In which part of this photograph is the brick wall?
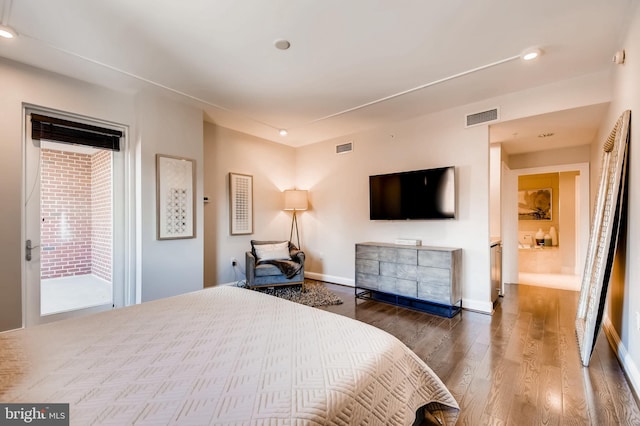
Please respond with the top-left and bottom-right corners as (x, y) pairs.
(41, 149), (92, 279)
(40, 148), (112, 281)
(91, 150), (112, 282)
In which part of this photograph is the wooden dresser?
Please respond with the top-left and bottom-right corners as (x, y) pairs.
(355, 242), (462, 317)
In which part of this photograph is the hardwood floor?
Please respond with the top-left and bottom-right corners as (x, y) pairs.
(319, 283), (640, 425)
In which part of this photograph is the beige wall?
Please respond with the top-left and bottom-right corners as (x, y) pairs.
(595, 2), (640, 394)
(489, 144), (503, 238)
(296, 109), (493, 311)
(203, 124), (296, 287)
(136, 91), (204, 302)
(508, 144), (591, 170)
(558, 171), (578, 273)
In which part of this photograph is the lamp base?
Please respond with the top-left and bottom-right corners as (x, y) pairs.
(290, 210), (301, 249)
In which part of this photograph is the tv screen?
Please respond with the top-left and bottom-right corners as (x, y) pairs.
(369, 166), (456, 220)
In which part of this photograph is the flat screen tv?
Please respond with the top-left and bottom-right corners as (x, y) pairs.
(369, 166), (456, 220)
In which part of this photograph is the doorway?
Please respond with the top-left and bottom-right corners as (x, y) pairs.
(23, 108), (129, 326)
(490, 103), (608, 294)
(502, 162), (590, 291)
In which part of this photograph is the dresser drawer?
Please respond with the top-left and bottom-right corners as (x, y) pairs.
(356, 259), (379, 275)
(418, 250), (451, 268)
(417, 265), (450, 284)
(418, 266), (452, 304)
(379, 247), (417, 265)
(380, 262), (417, 281)
(417, 280), (451, 304)
(378, 276), (417, 298)
(395, 278), (417, 298)
(356, 273), (379, 290)
(356, 244), (380, 260)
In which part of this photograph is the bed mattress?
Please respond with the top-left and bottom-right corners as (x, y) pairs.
(0, 286), (459, 425)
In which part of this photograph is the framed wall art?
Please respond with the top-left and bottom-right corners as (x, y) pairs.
(518, 188), (552, 220)
(156, 154), (196, 240)
(229, 173), (253, 235)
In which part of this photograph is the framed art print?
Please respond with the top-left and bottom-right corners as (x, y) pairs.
(518, 188), (552, 220)
(229, 173), (253, 235)
(156, 154), (196, 240)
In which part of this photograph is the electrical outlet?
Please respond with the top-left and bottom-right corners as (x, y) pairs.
(231, 258), (237, 267)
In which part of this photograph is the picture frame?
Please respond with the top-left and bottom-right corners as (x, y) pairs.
(156, 154), (196, 240)
(229, 173), (253, 235)
(518, 188), (552, 220)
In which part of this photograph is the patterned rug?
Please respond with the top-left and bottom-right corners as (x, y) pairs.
(245, 279), (343, 307)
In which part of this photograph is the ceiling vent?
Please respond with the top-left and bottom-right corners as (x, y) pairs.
(465, 108), (499, 127)
(336, 141), (353, 154)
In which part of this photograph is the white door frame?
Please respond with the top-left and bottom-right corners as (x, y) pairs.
(21, 105), (133, 326)
(502, 162), (590, 285)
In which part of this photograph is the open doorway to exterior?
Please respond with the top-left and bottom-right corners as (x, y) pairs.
(39, 141), (114, 315)
(23, 107), (129, 326)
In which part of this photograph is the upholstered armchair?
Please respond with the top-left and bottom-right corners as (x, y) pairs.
(245, 240), (305, 288)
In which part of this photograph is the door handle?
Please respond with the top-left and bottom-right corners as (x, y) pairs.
(25, 239), (40, 261)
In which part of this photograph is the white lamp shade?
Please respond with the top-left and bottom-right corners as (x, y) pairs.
(283, 190), (308, 211)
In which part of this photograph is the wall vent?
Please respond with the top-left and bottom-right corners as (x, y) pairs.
(465, 108), (499, 127)
(336, 141), (353, 154)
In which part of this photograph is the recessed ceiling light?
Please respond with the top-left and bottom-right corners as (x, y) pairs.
(0, 24), (17, 39)
(521, 48), (542, 61)
(279, 129), (288, 136)
(538, 132), (554, 138)
(274, 39), (291, 50)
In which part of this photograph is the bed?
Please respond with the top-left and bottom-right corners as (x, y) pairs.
(0, 286), (459, 425)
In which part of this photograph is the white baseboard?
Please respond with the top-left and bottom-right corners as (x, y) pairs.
(305, 272), (354, 287)
(462, 298), (493, 315)
(602, 317), (640, 400)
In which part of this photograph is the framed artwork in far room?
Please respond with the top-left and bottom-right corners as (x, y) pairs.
(518, 188), (552, 220)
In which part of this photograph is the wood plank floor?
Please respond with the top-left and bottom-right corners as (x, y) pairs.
(319, 283), (640, 425)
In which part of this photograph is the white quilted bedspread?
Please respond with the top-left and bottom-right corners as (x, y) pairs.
(0, 286), (459, 425)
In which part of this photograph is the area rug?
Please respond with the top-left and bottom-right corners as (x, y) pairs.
(245, 279), (343, 307)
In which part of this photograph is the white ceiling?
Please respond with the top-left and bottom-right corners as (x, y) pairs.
(0, 0), (636, 148)
(490, 102), (610, 155)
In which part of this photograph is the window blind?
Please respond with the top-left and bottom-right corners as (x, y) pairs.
(31, 114), (122, 151)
